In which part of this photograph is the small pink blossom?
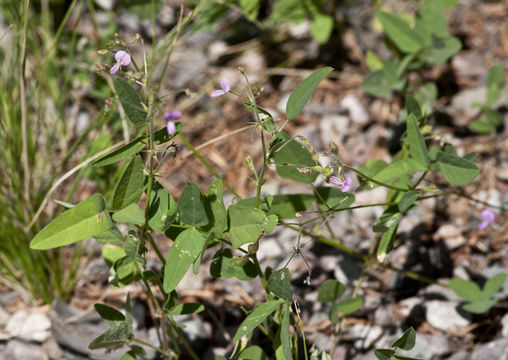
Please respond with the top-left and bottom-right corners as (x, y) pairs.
(478, 209), (495, 230)
(210, 78), (230, 98)
(111, 50), (131, 74)
(330, 175), (352, 192)
(164, 110), (182, 136)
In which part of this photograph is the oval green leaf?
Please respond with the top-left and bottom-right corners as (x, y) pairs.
(114, 77), (147, 126)
(163, 229), (206, 293)
(112, 156), (145, 210)
(178, 182), (209, 226)
(233, 300), (281, 342)
(286, 67), (333, 120)
(436, 152), (480, 185)
(30, 194), (113, 250)
(317, 279), (346, 303)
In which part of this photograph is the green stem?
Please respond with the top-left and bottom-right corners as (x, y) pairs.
(178, 133), (241, 198)
(342, 165), (409, 192)
(251, 253), (274, 301)
(132, 337), (173, 358)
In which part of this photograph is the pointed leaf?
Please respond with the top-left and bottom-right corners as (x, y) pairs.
(94, 303), (126, 326)
(30, 194), (113, 250)
(169, 303), (204, 315)
(482, 273), (507, 299)
(318, 279), (346, 303)
(88, 322), (130, 350)
(112, 203), (145, 224)
(462, 299), (498, 314)
(114, 77), (147, 126)
(392, 327), (416, 351)
(272, 132), (319, 183)
(374, 349), (396, 360)
(268, 268), (293, 301)
(233, 300), (281, 342)
(210, 248), (257, 280)
(286, 67), (333, 120)
(281, 302), (293, 360)
(238, 346), (269, 360)
(268, 194), (315, 219)
(398, 191), (419, 213)
(112, 156), (145, 210)
(436, 152), (480, 185)
(92, 137), (146, 168)
(228, 205), (266, 248)
(178, 182), (209, 226)
(163, 229), (206, 292)
(202, 180), (227, 237)
(407, 114), (430, 167)
(376, 11), (424, 53)
(148, 180), (177, 232)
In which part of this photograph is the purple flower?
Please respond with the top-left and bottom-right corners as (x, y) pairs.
(111, 50), (131, 74)
(166, 121), (176, 136)
(164, 110), (181, 136)
(478, 209), (495, 230)
(330, 175), (352, 192)
(164, 110), (182, 121)
(210, 78), (230, 98)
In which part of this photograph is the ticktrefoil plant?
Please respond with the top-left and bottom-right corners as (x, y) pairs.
(29, 1), (506, 359)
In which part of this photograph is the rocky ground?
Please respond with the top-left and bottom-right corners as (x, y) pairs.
(1, 0), (508, 359)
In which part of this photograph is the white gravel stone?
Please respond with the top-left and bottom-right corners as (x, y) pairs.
(425, 300), (470, 332)
(339, 94), (369, 125)
(5, 310), (51, 342)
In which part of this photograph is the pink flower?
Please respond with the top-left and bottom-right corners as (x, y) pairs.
(210, 78), (230, 98)
(111, 50), (131, 74)
(478, 209), (495, 230)
(164, 110), (182, 136)
(330, 175), (352, 192)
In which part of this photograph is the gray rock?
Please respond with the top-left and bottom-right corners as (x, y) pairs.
(80, 257), (110, 284)
(404, 332), (450, 359)
(0, 306), (9, 326)
(374, 303), (397, 327)
(5, 310), (51, 342)
(41, 337), (64, 360)
(6, 339), (45, 360)
(471, 337), (508, 360)
(446, 350), (471, 360)
(425, 300), (471, 332)
(363, 328), (449, 360)
(450, 87), (487, 117)
(502, 313), (508, 337)
(433, 224), (466, 250)
(395, 297), (424, 319)
(339, 94), (369, 125)
(348, 323), (383, 350)
(419, 283), (462, 301)
(319, 114), (350, 148)
(333, 256), (363, 287)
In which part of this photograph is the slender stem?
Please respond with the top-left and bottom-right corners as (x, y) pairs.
(132, 337), (173, 357)
(342, 165), (410, 192)
(178, 133), (241, 198)
(20, 0), (31, 222)
(251, 253), (274, 301)
(168, 319), (201, 360)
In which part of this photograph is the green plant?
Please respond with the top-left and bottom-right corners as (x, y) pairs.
(449, 273), (507, 314)
(471, 64), (506, 133)
(24, 0), (505, 358)
(362, 0), (461, 100)
(373, 327), (422, 360)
